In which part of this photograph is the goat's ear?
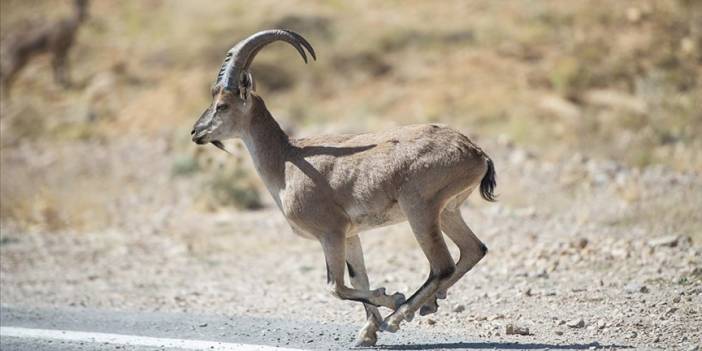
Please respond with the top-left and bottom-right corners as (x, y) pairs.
(238, 71), (254, 100)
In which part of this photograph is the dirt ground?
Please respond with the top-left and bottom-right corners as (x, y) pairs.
(1, 140), (700, 350)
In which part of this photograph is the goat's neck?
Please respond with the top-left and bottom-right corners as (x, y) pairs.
(241, 95), (289, 201)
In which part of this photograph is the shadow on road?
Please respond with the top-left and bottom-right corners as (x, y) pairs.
(374, 341), (632, 350)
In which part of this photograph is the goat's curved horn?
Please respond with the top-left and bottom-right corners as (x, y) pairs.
(215, 29), (316, 90)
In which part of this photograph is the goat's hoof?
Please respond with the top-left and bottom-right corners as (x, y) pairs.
(353, 334), (377, 347)
(391, 292), (406, 310)
(419, 300), (438, 316)
(380, 321), (400, 333)
(404, 310), (415, 322)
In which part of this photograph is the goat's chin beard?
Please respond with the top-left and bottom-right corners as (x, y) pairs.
(211, 140), (230, 154)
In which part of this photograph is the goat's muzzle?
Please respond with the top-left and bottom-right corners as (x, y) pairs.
(191, 128), (208, 144)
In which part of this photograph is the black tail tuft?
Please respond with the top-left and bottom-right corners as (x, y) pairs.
(480, 158), (497, 202)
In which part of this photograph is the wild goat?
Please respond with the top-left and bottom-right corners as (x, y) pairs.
(191, 29), (496, 347)
(0, 0), (89, 94)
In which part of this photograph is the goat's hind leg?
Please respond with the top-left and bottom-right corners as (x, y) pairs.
(419, 207), (488, 316)
(381, 200), (455, 333)
(346, 236), (383, 347)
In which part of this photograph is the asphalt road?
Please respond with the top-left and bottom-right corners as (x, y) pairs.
(0, 305), (610, 350)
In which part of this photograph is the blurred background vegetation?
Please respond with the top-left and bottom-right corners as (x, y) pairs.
(1, 0), (700, 233)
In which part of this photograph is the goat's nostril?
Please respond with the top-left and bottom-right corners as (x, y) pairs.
(190, 129), (196, 135)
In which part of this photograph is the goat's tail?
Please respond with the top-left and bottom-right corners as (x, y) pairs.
(479, 157), (497, 202)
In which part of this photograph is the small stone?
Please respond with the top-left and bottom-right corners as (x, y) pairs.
(453, 304), (465, 313)
(555, 330), (563, 336)
(198, 323), (208, 328)
(575, 238), (589, 249)
(567, 318), (585, 328)
(648, 235), (685, 248)
(505, 323), (530, 335)
(596, 320), (606, 329)
(626, 331), (637, 339)
(523, 288), (533, 297)
(426, 318), (436, 325)
(624, 282), (649, 294)
(673, 296), (681, 303)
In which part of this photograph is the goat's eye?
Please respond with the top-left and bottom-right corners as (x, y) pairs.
(216, 104), (229, 112)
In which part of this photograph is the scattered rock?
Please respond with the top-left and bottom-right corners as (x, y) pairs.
(198, 323), (208, 328)
(648, 235), (689, 248)
(535, 269), (549, 279)
(555, 330), (563, 336)
(575, 238), (589, 249)
(453, 305), (465, 313)
(626, 331), (638, 339)
(567, 318), (585, 328)
(506, 323), (530, 335)
(596, 320), (606, 329)
(673, 296), (681, 303)
(426, 318), (436, 325)
(523, 287), (533, 297)
(624, 282), (649, 294)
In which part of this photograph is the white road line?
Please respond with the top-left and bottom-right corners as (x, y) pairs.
(0, 326), (306, 351)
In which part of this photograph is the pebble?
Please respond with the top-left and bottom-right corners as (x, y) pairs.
(505, 323), (530, 335)
(426, 318), (436, 325)
(567, 318), (585, 328)
(647, 235), (687, 248)
(555, 330), (563, 335)
(624, 282), (649, 294)
(575, 238), (589, 249)
(673, 296), (681, 303)
(453, 304), (465, 313)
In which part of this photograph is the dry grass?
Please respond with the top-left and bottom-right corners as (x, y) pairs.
(1, 0), (701, 231)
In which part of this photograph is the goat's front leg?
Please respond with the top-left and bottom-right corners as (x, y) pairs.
(346, 235), (383, 347)
(320, 233), (405, 312)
